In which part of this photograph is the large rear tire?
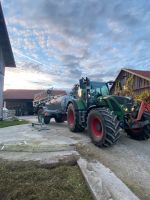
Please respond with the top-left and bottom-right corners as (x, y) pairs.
(126, 111), (150, 140)
(87, 108), (121, 147)
(67, 103), (84, 132)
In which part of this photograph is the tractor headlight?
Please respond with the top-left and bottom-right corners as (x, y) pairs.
(121, 105), (128, 112)
(131, 107), (135, 112)
(124, 107), (128, 112)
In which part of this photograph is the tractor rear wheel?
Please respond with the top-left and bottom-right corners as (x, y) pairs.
(87, 108), (121, 147)
(126, 111), (150, 140)
(67, 103), (84, 132)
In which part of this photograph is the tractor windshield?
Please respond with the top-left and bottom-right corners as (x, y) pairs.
(90, 82), (109, 96)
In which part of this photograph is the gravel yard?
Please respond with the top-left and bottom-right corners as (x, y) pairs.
(0, 116), (150, 200)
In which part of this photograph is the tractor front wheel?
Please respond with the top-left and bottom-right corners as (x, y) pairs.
(87, 108), (121, 147)
(67, 103), (84, 132)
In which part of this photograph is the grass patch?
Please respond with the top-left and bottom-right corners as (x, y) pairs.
(0, 119), (28, 128)
(0, 160), (93, 200)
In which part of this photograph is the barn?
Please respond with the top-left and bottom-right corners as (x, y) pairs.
(110, 68), (150, 95)
(0, 2), (16, 120)
(3, 89), (67, 116)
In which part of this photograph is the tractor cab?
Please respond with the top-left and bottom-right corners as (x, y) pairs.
(89, 81), (109, 97)
(77, 77), (110, 106)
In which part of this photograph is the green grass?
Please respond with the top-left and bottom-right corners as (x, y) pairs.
(0, 119), (29, 128)
(0, 160), (93, 200)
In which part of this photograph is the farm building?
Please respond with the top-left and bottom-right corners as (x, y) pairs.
(0, 2), (16, 120)
(4, 89), (67, 116)
(110, 68), (150, 95)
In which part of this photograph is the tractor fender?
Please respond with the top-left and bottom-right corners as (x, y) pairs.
(66, 99), (86, 111)
(87, 105), (98, 114)
(66, 100), (78, 112)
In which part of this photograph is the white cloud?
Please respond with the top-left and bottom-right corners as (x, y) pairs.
(2, 0), (150, 89)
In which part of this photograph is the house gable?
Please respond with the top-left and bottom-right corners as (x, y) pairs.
(110, 68), (150, 95)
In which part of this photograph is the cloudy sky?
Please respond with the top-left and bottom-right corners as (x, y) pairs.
(2, 0), (150, 90)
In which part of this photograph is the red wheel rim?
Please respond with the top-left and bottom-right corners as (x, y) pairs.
(68, 109), (75, 125)
(91, 117), (103, 138)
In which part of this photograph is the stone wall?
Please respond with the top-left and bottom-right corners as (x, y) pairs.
(3, 109), (16, 120)
(0, 48), (4, 120)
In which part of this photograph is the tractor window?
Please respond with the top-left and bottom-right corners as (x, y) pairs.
(101, 85), (109, 96)
(90, 83), (109, 96)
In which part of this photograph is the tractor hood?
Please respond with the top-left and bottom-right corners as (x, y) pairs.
(108, 95), (133, 111)
(99, 95), (134, 121)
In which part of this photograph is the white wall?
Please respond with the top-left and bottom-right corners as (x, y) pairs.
(0, 47), (5, 120)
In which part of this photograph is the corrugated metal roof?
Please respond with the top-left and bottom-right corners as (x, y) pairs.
(4, 89), (67, 100)
(0, 2), (15, 67)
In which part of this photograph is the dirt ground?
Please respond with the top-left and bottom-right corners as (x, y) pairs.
(1, 116), (150, 200)
(76, 133), (150, 200)
(45, 121), (150, 200)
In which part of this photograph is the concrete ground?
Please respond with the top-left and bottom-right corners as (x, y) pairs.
(0, 116), (150, 200)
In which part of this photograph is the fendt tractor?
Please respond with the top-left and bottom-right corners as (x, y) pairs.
(34, 77), (150, 147)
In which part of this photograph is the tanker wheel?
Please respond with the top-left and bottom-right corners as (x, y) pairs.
(125, 112), (150, 140)
(67, 103), (84, 132)
(44, 116), (50, 124)
(37, 108), (50, 124)
(87, 108), (121, 147)
(55, 116), (64, 123)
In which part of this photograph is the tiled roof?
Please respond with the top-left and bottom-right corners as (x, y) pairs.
(124, 69), (150, 81)
(4, 89), (67, 100)
(4, 89), (43, 100)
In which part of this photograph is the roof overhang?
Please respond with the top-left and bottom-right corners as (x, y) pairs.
(123, 68), (150, 82)
(0, 2), (16, 67)
(110, 68), (150, 92)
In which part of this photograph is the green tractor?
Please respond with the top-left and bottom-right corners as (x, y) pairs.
(67, 77), (150, 147)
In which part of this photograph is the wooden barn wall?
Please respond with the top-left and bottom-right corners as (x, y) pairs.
(111, 70), (150, 95)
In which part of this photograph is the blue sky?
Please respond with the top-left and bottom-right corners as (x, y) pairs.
(2, 0), (150, 89)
